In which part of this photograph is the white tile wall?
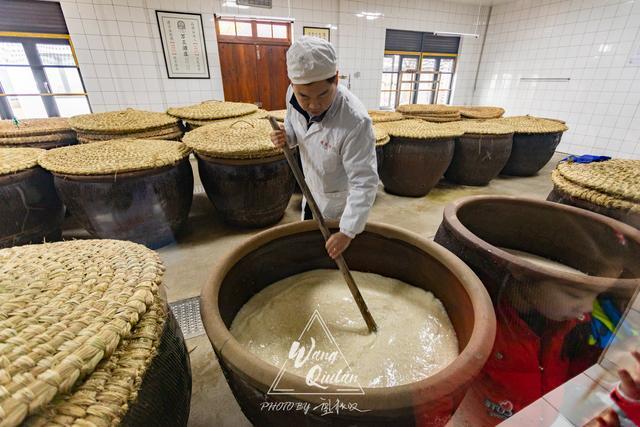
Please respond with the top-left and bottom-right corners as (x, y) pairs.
(59, 0), (487, 114)
(473, 0), (640, 159)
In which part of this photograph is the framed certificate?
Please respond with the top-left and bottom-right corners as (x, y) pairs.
(156, 10), (210, 79)
(303, 26), (330, 42)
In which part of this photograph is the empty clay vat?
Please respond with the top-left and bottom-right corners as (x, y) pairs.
(434, 196), (640, 299)
(0, 166), (64, 248)
(380, 136), (455, 197)
(53, 159), (193, 248)
(197, 153), (295, 227)
(201, 221), (496, 426)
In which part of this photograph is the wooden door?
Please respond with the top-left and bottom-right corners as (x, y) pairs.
(256, 45), (289, 110)
(218, 43), (260, 105)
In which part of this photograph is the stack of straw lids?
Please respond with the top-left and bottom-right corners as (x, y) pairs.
(0, 118), (76, 148)
(373, 124), (390, 146)
(185, 109), (269, 128)
(457, 120), (514, 136)
(183, 118), (282, 160)
(368, 110), (404, 123)
(498, 115), (568, 134)
(376, 119), (464, 140)
(269, 109), (287, 122)
(167, 100), (258, 120)
(552, 159), (640, 213)
(69, 109), (183, 144)
(396, 104), (461, 122)
(0, 239), (166, 427)
(457, 106), (505, 119)
(0, 147), (45, 175)
(38, 139), (191, 176)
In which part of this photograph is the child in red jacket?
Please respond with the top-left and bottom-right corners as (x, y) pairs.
(445, 278), (615, 426)
(586, 350), (640, 426)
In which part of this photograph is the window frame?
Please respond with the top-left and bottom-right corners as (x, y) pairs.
(0, 32), (91, 120)
(214, 16), (291, 46)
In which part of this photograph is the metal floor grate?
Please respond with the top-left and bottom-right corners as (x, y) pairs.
(170, 296), (205, 339)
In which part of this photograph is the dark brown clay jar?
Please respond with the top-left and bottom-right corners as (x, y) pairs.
(444, 133), (513, 186)
(434, 195), (640, 300)
(196, 153), (295, 228)
(547, 188), (640, 230)
(500, 132), (563, 176)
(201, 221), (496, 426)
(380, 136), (455, 197)
(53, 158), (193, 249)
(0, 166), (64, 248)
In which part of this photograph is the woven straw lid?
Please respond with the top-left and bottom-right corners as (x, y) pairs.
(76, 124), (184, 143)
(69, 109), (179, 134)
(556, 159), (640, 204)
(373, 125), (390, 147)
(0, 239), (164, 427)
(185, 109), (269, 128)
(405, 115), (462, 123)
(0, 118), (73, 138)
(397, 104), (460, 115)
(0, 147), (45, 175)
(378, 119), (464, 140)
(499, 115), (568, 134)
(368, 110), (404, 123)
(552, 169), (640, 213)
(183, 118), (282, 160)
(167, 100), (258, 120)
(39, 138), (191, 176)
(458, 120), (514, 136)
(457, 106), (505, 119)
(269, 109), (287, 122)
(0, 132), (76, 146)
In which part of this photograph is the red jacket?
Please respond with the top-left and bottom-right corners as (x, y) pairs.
(611, 386), (640, 424)
(450, 305), (599, 425)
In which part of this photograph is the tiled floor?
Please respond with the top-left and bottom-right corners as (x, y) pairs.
(65, 153), (564, 426)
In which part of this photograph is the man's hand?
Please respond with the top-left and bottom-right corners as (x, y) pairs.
(619, 350), (640, 399)
(270, 124), (287, 148)
(584, 408), (620, 427)
(325, 232), (352, 259)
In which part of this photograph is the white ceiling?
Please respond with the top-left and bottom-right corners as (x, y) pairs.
(441, 0), (519, 5)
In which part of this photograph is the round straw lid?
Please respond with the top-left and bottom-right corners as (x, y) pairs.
(0, 147), (44, 175)
(0, 118), (73, 138)
(69, 109), (179, 134)
(499, 115), (568, 134)
(0, 239), (164, 427)
(378, 119), (464, 140)
(458, 120), (514, 136)
(373, 125), (390, 146)
(368, 110), (403, 123)
(167, 100), (258, 120)
(458, 106), (505, 119)
(269, 109), (287, 122)
(556, 159), (640, 204)
(76, 124), (183, 142)
(396, 104), (459, 115)
(185, 109), (269, 128)
(183, 118), (282, 160)
(38, 139), (191, 176)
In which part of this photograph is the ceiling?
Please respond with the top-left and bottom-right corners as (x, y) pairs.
(441, 0), (519, 5)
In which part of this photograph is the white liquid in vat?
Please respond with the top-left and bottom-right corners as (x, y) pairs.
(499, 247), (588, 275)
(230, 269), (459, 388)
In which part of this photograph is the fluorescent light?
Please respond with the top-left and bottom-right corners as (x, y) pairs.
(434, 31), (479, 38)
(222, 0), (249, 9)
(365, 15), (376, 20)
(355, 11), (383, 20)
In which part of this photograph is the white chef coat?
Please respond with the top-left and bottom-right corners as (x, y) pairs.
(283, 84), (379, 238)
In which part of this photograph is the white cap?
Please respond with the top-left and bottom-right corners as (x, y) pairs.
(286, 36), (337, 84)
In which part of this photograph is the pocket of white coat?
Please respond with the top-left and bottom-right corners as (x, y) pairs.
(321, 190), (348, 220)
(321, 151), (339, 173)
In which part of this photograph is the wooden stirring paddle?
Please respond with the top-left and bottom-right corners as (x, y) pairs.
(268, 116), (378, 333)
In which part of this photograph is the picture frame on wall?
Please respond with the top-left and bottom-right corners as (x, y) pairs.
(156, 10), (210, 79)
(303, 26), (330, 42)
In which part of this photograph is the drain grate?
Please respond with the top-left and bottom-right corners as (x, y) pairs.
(169, 296), (205, 339)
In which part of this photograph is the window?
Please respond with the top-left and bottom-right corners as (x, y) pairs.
(380, 53), (457, 109)
(0, 35), (91, 120)
(214, 17), (291, 43)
